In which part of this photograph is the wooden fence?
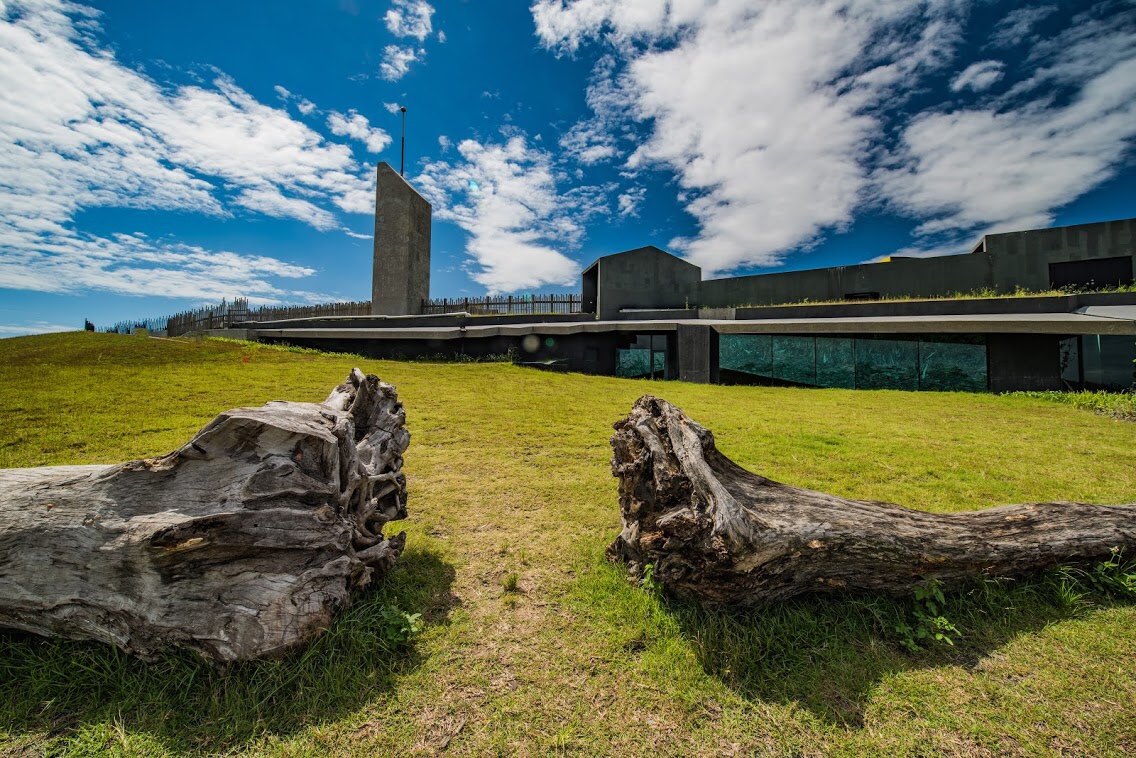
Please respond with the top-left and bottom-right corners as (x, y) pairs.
(103, 293), (584, 336)
(103, 298), (373, 337)
(421, 294), (582, 315)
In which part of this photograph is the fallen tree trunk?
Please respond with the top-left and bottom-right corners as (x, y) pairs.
(0, 369), (409, 662)
(607, 395), (1136, 607)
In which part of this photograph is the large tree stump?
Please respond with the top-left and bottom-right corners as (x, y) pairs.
(607, 395), (1136, 607)
(0, 369), (409, 662)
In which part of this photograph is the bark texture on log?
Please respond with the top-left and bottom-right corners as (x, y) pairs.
(607, 395), (1136, 607)
(0, 369), (409, 662)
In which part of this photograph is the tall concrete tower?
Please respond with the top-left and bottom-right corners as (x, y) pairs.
(372, 162), (431, 315)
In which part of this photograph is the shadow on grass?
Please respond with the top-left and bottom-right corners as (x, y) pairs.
(666, 572), (1134, 727)
(0, 545), (457, 754)
(575, 551), (1135, 728)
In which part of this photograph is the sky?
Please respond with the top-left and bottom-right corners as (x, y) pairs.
(1, 0), (1135, 335)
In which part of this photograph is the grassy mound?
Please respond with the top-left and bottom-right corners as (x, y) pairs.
(2, 332), (1134, 755)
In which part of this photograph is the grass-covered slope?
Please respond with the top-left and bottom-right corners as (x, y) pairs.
(1, 332), (1134, 756)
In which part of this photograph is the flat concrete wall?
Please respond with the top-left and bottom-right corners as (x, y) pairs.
(700, 252), (995, 307)
(984, 218), (1135, 291)
(676, 324), (719, 384)
(593, 246), (701, 319)
(681, 218), (1135, 308)
(373, 163), (431, 316)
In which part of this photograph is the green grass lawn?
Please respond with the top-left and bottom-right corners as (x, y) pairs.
(1, 332), (1134, 756)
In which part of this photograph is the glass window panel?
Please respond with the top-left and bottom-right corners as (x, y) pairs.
(816, 338), (855, 388)
(652, 349), (666, 376)
(854, 337), (918, 390)
(616, 348), (651, 378)
(1084, 335), (1136, 390)
(918, 338), (987, 392)
(772, 336), (816, 386)
(719, 334), (774, 377)
(1060, 337), (1080, 384)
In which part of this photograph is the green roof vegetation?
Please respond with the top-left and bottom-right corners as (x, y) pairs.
(725, 283), (1136, 310)
(2, 332), (1134, 755)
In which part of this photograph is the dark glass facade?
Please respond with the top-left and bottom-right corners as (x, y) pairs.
(616, 334), (670, 379)
(720, 334), (988, 391)
(1061, 335), (1136, 390)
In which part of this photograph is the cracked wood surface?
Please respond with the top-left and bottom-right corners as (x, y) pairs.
(608, 395), (1136, 607)
(0, 369), (409, 662)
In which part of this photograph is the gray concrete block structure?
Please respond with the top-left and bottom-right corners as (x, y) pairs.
(655, 218), (1136, 309)
(582, 246), (701, 320)
(372, 162), (431, 316)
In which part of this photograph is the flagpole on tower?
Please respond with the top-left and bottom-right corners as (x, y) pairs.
(400, 106), (407, 177)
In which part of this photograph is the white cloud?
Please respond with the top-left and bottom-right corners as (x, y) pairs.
(384, 0), (434, 41)
(0, 228), (314, 302)
(950, 60), (1004, 92)
(878, 18), (1136, 237)
(558, 54), (625, 165)
(438, 135), (452, 152)
(437, 30), (446, 44)
(617, 187), (645, 217)
(534, 0), (1136, 275)
(380, 44), (419, 80)
(297, 98), (316, 115)
(988, 5), (1057, 48)
(0, 322), (77, 338)
(0, 0), (374, 301)
(327, 109), (392, 153)
(383, 101), (403, 114)
(534, 0), (967, 275)
(415, 136), (602, 293)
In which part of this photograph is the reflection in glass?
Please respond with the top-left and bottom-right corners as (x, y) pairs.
(1083, 335), (1136, 389)
(772, 336), (816, 385)
(616, 349), (651, 378)
(919, 337), (986, 392)
(816, 338), (855, 388)
(855, 337), (919, 390)
(1060, 337), (1080, 385)
(719, 334), (773, 377)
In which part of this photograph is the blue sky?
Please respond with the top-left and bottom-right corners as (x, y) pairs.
(1, 0), (1134, 335)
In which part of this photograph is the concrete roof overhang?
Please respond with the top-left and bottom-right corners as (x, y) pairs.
(250, 311), (1136, 342)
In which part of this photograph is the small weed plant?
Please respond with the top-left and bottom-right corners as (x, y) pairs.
(895, 579), (960, 653)
(377, 605), (423, 649)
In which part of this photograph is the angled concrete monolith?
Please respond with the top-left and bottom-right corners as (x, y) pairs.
(373, 162), (431, 316)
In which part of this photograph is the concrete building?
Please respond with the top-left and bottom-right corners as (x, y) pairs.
(232, 173), (1134, 392)
(372, 162), (431, 316)
(581, 219), (1135, 312)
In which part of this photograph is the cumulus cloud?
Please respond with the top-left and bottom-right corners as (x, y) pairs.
(0, 322), (77, 338)
(878, 11), (1136, 240)
(384, 0), (434, 41)
(558, 54), (625, 165)
(414, 136), (604, 293)
(0, 0), (374, 300)
(879, 56), (1136, 238)
(533, 0), (968, 275)
(988, 5), (1057, 48)
(327, 109), (392, 152)
(380, 44), (419, 80)
(534, 0), (1136, 273)
(617, 187), (645, 218)
(383, 101), (403, 114)
(950, 60), (1004, 92)
(380, 0), (434, 79)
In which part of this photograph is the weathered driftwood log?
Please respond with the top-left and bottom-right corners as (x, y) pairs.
(607, 395), (1136, 607)
(0, 369), (409, 662)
